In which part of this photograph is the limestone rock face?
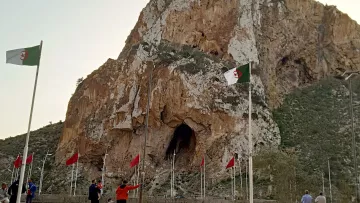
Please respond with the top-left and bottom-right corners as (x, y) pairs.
(56, 0), (360, 196)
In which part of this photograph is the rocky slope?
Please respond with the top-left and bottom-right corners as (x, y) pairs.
(55, 0), (360, 199)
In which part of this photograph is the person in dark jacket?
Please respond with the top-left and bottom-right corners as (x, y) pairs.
(26, 179), (36, 203)
(8, 177), (26, 203)
(88, 180), (100, 203)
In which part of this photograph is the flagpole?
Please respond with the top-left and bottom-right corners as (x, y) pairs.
(248, 61), (254, 203)
(246, 161), (248, 200)
(70, 164), (74, 196)
(234, 163), (236, 200)
(328, 159), (333, 203)
(238, 158), (243, 198)
(16, 41), (43, 203)
(203, 155), (206, 200)
(11, 165), (14, 184)
(73, 153), (79, 196)
(200, 165), (203, 199)
(101, 152), (107, 196)
(139, 61), (154, 203)
(173, 150), (176, 198)
(137, 163), (140, 197)
(231, 167), (233, 199)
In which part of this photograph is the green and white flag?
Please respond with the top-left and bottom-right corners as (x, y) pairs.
(6, 45), (41, 66)
(224, 63), (250, 85)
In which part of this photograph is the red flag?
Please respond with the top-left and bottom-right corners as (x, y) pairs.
(130, 154), (140, 168)
(14, 155), (21, 168)
(226, 157), (235, 169)
(200, 157), (204, 167)
(26, 154), (33, 164)
(66, 152), (79, 166)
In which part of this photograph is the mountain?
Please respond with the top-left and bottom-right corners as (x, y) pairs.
(2, 0), (359, 201)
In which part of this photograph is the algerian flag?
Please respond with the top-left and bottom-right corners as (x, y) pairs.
(6, 45), (41, 66)
(224, 63), (250, 85)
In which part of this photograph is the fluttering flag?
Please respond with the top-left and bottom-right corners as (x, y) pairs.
(26, 154), (33, 164)
(200, 157), (204, 167)
(223, 63), (250, 85)
(6, 45), (41, 66)
(130, 154), (140, 168)
(226, 157), (235, 169)
(14, 155), (22, 168)
(66, 152), (79, 166)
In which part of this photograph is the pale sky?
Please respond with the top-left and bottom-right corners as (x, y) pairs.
(0, 0), (358, 139)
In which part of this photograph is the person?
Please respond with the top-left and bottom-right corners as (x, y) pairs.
(107, 198), (114, 203)
(315, 192), (326, 203)
(88, 180), (100, 203)
(26, 179), (36, 203)
(97, 180), (103, 196)
(301, 190), (313, 203)
(8, 177), (26, 203)
(116, 180), (140, 203)
(0, 183), (10, 203)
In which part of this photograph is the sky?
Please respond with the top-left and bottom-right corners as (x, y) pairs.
(0, 0), (358, 139)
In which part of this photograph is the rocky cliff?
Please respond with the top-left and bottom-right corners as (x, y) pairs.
(56, 0), (360, 198)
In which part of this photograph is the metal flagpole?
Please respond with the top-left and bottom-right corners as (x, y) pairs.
(246, 160), (248, 200)
(203, 155), (206, 200)
(73, 153), (79, 196)
(10, 165), (14, 184)
(200, 164), (203, 199)
(231, 167), (234, 199)
(70, 164), (74, 195)
(328, 159), (332, 203)
(322, 172), (325, 194)
(248, 62), (254, 203)
(170, 159), (173, 198)
(137, 162), (140, 197)
(234, 163), (236, 200)
(101, 152), (107, 196)
(16, 41), (43, 203)
(173, 150), (176, 198)
(239, 158), (243, 198)
(139, 61), (154, 203)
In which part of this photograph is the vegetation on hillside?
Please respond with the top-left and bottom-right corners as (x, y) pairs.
(0, 122), (63, 192)
(265, 77), (359, 202)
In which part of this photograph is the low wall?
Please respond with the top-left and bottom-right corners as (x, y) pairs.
(28, 195), (277, 203)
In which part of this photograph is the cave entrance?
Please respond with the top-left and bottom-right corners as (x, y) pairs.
(165, 123), (196, 162)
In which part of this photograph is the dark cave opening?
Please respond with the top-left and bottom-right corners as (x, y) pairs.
(165, 123), (196, 160)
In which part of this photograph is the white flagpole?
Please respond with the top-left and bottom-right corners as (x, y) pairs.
(239, 158), (243, 198)
(246, 161), (248, 200)
(231, 167), (233, 199)
(73, 153), (79, 196)
(16, 41), (43, 203)
(328, 159), (333, 203)
(10, 165), (14, 184)
(173, 151), (176, 198)
(248, 62), (254, 203)
(170, 155), (173, 198)
(70, 164), (74, 196)
(234, 163), (236, 200)
(200, 165), (203, 199)
(101, 152), (107, 196)
(203, 155), (206, 200)
(137, 156), (140, 197)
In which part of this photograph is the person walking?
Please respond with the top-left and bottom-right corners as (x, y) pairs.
(88, 180), (100, 203)
(26, 179), (36, 203)
(301, 190), (313, 203)
(116, 180), (140, 203)
(315, 192), (326, 203)
(8, 177), (26, 203)
(0, 183), (10, 203)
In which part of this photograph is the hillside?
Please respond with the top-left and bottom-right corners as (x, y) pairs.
(0, 122), (63, 193)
